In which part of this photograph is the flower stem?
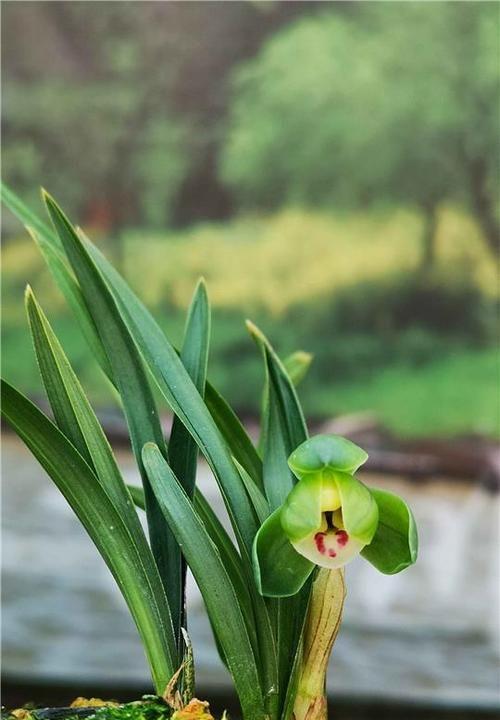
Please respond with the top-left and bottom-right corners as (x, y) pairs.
(292, 569), (346, 720)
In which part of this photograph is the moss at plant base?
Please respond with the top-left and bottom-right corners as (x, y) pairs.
(4, 697), (222, 720)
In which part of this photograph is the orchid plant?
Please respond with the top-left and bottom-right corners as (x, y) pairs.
(1, 184), (417, 720)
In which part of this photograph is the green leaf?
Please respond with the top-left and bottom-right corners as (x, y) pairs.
(4, 188), (110, 389)
(1, 380), (176, 692)
(25, 287), (129, 517)
(4, 187), (276, 709)
(127, 482), (258, 664)
(142, 442), (266, 720)
(43, 194), (259, 557)
(362, 487), (418, 573)
(26, 227), (113, 381)
(168, 279), (211, 636)
(246, 321), (310, 716)
(234, 458), (270, 524)
(288, 434), (368, 478)
(253, 508), (314, 598)
(194, 490), (258, 650)
(169, 279), (210, 498)
(205, 382), (263, 487)
(127, 483), (146, 510)
(42, 191), (181, 653)
(283, 351), (313, 387)
(2, 185), (263, 505)
(247, 320), (308, 512)
(280, 624), (307, 720)
(1, 184), (58, 247)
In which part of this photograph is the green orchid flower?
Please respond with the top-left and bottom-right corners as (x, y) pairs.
(253, 434), (418, 597)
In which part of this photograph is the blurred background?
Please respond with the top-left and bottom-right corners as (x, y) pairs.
(2, 2), (499, 718)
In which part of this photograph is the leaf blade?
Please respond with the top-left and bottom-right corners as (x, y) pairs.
(43, 192), (182, 652)
(1, 380), (176, 692)
(205, 381), (263, 487)
(169, 279), (210, 498)
(142, 442), (266, 720)
(283, 351), (313, 387)
(246, 321), (311, 716)
(44, 194), (259, 557)
(2, 185), (263, 510)
(247, 321), (308, 512)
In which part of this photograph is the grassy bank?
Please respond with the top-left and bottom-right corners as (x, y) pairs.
(2, 205), (497, 438)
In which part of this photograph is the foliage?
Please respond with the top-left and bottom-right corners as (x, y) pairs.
(305, 346), (499, 438)
(2, 3), (196, 231)
(1, 186), (417, 720)
(221, 3), (499, 257)
(86, 700), (173, 720)
(2, 2), (318, 230)
(7, 698), (174, 720)
(2, 204), (497, 436)
(4, 3), (498, 247)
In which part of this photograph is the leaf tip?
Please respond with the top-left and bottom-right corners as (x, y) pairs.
(193, 276), (210, 305)
(141, 441), (159, 463)
(24, 224), (38, 242)
(295, 350), (313, 365)
(24, 284), (37, 311)
(24, 285), (45, 327)
(40, 187), (54, 206)
(245, 319), (263, 342)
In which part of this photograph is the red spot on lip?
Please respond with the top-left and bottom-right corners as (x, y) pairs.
(315, 532), (337, 558)
(336, 530), (349, 547)
(314, 532), (326, 555)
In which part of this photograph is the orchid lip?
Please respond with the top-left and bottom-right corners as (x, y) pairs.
(291, 508), (366, 569)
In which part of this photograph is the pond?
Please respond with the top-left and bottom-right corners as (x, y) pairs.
(2, 434), (499, 709)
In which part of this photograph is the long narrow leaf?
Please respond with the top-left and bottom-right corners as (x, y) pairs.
(142, 442), (266, 720)
(42, 192), (180, 652)
(43, 193), (260, 557)
(196, 490), (279, 716)
(2, 184), (57, 246)
(26, 228), (113, 380)
(166, 280), (211, 636)
(3, 186), (277, 702)
(128, 482), (257, 648)
(205, 382), (263, 487)
(247, 321), (308, 511)
(234, 459), (270, 524)
(2, 185), (262, 491)
(1, 381), (176, 692)
(247, 321), (311, 717)
(169, 279), (210, 498)
(25, 288), (125, 509)
(283, 351), (313, 388)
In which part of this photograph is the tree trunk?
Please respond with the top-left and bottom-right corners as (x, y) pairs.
(468, 156), (500, 257)
(419, 202), (439, 273)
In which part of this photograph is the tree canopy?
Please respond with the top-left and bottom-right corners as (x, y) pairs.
(221, 3), (499, 257)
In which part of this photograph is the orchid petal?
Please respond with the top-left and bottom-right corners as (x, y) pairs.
(361, 487), (418, 574)
(288, 434), (368, 479)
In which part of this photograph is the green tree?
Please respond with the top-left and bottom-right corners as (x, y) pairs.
(2, 1), (325, 234)
(221, 3), (500, 265)
(2, 2), (191, 245)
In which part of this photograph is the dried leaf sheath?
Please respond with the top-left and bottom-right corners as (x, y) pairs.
(293, 569), (346, 720)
